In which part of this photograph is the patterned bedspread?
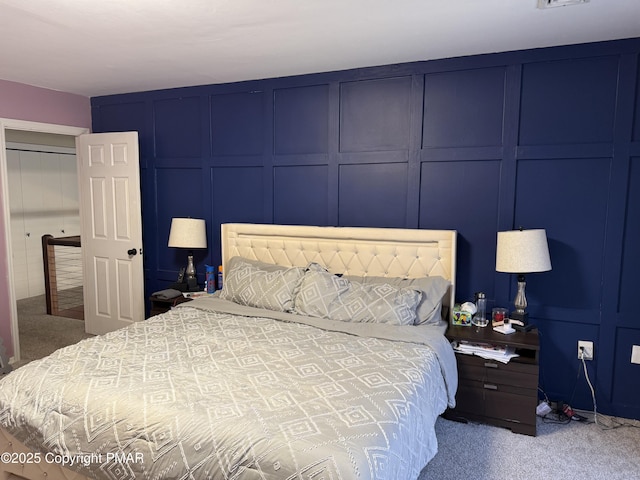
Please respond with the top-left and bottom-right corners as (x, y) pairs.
(0, 298), (456, 480)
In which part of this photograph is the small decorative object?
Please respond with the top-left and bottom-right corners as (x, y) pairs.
(492, 307), (509, 325)
(452, 304), (473, 326)
(218, 265), (224, 290)
(205, 264), (216, 293)
(493, 317), (516, 335)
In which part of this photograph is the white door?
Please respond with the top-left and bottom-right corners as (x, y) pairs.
(76, 132), (144, 335)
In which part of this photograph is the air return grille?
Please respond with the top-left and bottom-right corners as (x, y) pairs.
(537, 0), (590, 8)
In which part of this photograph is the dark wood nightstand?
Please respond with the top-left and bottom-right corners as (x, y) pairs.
(148, 295), (193, 317)
(444, 324), (540, 436)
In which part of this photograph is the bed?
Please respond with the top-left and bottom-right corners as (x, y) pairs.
(0, 223), (458, 480)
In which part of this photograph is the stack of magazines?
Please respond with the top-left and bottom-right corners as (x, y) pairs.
(453, 340), (519, 363)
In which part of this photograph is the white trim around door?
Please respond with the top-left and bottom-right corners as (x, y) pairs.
(0, 118), (89, 363)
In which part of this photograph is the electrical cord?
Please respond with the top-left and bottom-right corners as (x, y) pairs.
(538, 386), (549, 403)
(537, 334), (639, 428)
(570, 358), (582, 398)
(537, 342), (639, 429)
(541, 410), (572, 424)
(577, 350), (640, 430)
(537, 330), (572, 424)
(580, 353), (597, 423)
(537, 386), (571, 424)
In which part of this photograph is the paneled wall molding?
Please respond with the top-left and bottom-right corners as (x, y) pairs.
(92, 37), (640, 420)
(516, 144), (615, 159)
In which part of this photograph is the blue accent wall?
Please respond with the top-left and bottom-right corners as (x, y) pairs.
(91, 38), (640, 420)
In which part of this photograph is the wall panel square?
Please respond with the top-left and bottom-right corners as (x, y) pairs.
(515, 158), (611, 311)
(634, 61), (640, 142)
(419, 160), (501, 302)
(94, 102), (150, 158)
(619, 157), (640, 313)
(340, 77), (412, 152)
(274, 165), (328, 225)
(612, 327), (640, 406)
(536, 318), (600, 406)
(338, 163), (406, 227)
(211, 91), (264, 156)
(274, 85), (329, 155)
(519, 56), (619, 145)
(154, 96), (202, 158)
(155, 167), (204, 272)
(212, 166), (264, 225)
(423, 67), (505, 148)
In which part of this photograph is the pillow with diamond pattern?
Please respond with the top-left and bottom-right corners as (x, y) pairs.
(219, 257), (305, 312)
(344, 274), (450, 325)
(293, 263), (422, 326)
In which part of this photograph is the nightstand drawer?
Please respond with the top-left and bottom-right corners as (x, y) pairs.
(455, 360), (485, 381)
(452, 382), (537, 423)
(486, 370), (537, 389)
(454, 382), (485, 414)
(456, 354), (538, 389)
(485, 389), (538, 425)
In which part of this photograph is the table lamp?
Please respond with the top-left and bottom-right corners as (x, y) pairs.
(495, 228), (551, 329)
(168, 217), (207, 291)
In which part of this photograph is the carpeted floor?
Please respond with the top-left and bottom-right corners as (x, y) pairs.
(14, 293), (93, 369)
(419, 414), (640, 480)
(9, 295), (640, 479)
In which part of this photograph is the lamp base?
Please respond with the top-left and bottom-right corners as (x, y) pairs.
(509, 311), (535, 332)
(186, 277), (200, 292)
(510, 311), (529, 323)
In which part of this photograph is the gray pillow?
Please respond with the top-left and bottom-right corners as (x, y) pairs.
(219, 257), (305, 312)
(345, 274), (450, 325)
(293, 263), (422, 326)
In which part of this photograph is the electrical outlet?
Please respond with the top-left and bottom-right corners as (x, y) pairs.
(631, 345), (640, 365)
(578, 341), (594, 360)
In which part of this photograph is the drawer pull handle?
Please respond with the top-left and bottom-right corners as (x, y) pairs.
(484, 384), (498, 390)
(484, 362), (498, 368)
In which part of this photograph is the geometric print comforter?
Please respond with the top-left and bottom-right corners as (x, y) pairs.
(0, 297), (456, 480)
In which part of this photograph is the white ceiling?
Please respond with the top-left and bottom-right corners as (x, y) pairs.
(1, 0), (639, 98)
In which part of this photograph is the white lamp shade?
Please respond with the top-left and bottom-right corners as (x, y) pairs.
(496, 229), (551, 273)
(168, 218), (207, 249)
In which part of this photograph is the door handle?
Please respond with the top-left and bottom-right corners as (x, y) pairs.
(127, 248), (137, 256)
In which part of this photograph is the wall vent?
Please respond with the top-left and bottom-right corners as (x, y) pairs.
(537, 0), (590, 8)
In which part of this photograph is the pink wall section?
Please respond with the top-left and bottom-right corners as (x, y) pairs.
(0, 79), (91, 358)
(0, 79), (91, 126)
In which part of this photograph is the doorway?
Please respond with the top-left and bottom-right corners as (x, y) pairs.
(0, 119), (89, 363)
(6, 130), (79, 301)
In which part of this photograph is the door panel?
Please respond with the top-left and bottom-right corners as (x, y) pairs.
(116, 259), (134, 320)
(95, 257), (110, 316)
(113, 177), (131, 239)
(90, 177), (108, 238)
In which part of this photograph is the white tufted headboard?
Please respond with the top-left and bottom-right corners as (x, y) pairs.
(221, 223), (457, 321)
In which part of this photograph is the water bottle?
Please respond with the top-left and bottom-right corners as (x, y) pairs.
(217, 265), (224, 291)
(205, 265), (216, 293)
(472, 292), (488, 327)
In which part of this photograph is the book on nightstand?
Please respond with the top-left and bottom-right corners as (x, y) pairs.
(452, 340), (519, 363)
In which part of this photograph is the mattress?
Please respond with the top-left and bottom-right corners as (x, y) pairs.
(0, 296), (456, 480)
